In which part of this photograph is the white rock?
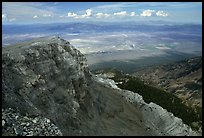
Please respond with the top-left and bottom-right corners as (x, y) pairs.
(73, 101), (80, 109)
(46, 119), (50, 123)
(2, 120), (5, 126)
(32, 118), (38, 123)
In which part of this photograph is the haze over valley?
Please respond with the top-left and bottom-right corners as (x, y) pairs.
(3, 22), (202, 72)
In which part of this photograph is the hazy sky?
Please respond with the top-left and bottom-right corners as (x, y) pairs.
(2, 2), (202, 24)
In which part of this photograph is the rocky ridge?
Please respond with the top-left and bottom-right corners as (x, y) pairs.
(2, 37), (200, 136)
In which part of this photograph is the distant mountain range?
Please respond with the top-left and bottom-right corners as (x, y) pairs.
(2, 21), (202, 35)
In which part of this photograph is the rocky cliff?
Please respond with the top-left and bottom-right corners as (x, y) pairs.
(2, 37), (200, 136)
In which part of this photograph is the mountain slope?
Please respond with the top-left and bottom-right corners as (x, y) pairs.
(133, 56), (202, 108)
(93, 68), (202, 131)
(2, 37), (199, 136)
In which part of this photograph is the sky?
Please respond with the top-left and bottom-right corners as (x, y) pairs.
(2, 2), (202, 24)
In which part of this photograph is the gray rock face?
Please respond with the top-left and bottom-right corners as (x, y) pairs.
(2, 37), (200, 136)
(2, 37), (92, 135)
(2, 108), (62, 136)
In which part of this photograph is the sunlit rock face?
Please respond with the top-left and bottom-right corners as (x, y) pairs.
(2, 37), (199, 136)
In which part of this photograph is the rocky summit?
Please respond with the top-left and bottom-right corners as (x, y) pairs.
(2, 37), (200, 136)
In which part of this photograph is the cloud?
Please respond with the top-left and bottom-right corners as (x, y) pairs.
(2, 14), (7, 22)
(2, 2), (201, 24)
(73, 15), (85, 19)
(86, 9), (92, 17)
(140, 9), (155, 16)
(140, 10), (168, 17)
(96, 13), (111, 18)
(156, 10), (168, 17)
(2, 2), (58, 23)
(33, 15), (39, 19)
(2, 14), (7, 19)
(130, 12), (136, 16)
(9, 18), (16, 22)
(43, 14), (52, 17)
(79, 9), (92, 18)
(2, 12), (16, 22)
(67, 12), (77, 17)
(114, 11), (128, 16)
(66, 9), (168, 19)
(71, 9), (93, 19)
